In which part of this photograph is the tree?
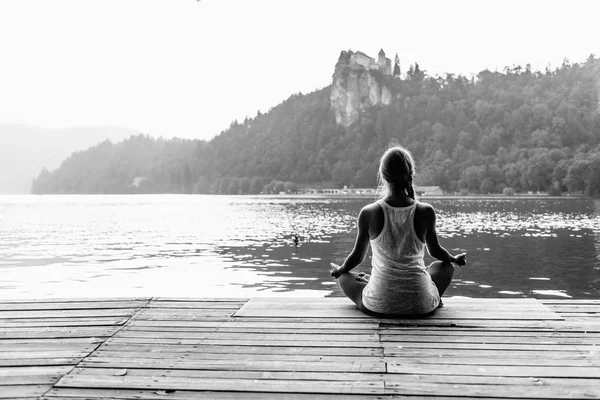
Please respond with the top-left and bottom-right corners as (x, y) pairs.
(227, 177), (240, 195)
(462, 165), (484, 192)
(238, 177), (251, 194)
(182, 163), (193, 194)
(479, 178), (494, 194)
(523, 151), (554, 192)
(284, 181), (297, 193)
(274, 181), (285, 193)
(194, 176), (210, 194)
(393, 53), (401, 78)
(249, 177), (264, 194)
(219, 177), (232, 194)
(331, 161), (354, 187)
(585, 154), (600, 195)
(565, 159), (590, 193)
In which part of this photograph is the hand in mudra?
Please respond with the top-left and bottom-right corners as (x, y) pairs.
(454, 253), (467, 267)
(330, 263), (344, 279)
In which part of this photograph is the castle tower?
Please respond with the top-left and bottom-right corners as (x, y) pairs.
(377, 49), (386, 69)
(377, 49), (392, 76)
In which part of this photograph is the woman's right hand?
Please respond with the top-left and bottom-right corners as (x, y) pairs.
(453, 253), (467, 267)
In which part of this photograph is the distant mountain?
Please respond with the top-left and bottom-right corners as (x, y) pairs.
(32, 52), (600, 196)
(0, 124), (137, 193)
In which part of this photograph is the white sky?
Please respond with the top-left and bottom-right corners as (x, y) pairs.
(0, 0), (599, 140)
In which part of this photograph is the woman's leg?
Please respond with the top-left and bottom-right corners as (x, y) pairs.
(337, 272), (368, 310)
(427, 261), (455, 297)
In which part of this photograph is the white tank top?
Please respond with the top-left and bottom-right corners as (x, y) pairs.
(362, 199), (440, 315)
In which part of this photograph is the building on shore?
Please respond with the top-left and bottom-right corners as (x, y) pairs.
(414, 186), (444, 196)
(295, 186), (444, 196)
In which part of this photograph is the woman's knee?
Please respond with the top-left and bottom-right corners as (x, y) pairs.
(337, 273), (356, 296)
(428, 261), (454, 277)
(427, 261), (454, 296)
(337, 272), (366, 306)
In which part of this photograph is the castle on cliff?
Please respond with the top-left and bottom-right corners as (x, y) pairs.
(346, 49), (392, 76)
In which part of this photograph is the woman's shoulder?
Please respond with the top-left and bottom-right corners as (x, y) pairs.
(361, 201), (384, 216)
(415, 201), (436, 219)
(359, 201), (384, 224)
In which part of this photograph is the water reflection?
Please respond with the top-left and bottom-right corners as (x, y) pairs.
(0, 195), (598, 299)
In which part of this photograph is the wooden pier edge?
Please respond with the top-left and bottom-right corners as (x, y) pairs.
(0, 297), (598, 399)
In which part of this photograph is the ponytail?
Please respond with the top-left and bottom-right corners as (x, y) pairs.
(407, 181), (415, 200)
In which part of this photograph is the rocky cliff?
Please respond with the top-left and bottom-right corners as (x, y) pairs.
(330, 50), (393, 127)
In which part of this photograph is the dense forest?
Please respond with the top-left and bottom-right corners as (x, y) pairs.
(32, 55), (600, 195)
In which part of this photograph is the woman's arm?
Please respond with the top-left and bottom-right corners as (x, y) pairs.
(330, 207), (372, 278)
(423, 205), (466, 266)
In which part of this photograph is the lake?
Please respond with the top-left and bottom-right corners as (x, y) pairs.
(1, 195), (599, 299)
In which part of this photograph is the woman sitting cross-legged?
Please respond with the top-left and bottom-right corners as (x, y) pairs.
(330, 145), (466, 317)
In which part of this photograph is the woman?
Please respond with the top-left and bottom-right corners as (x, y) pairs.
(330, 145), (466, 316)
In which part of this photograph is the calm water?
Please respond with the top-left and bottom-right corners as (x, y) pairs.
(1, 195), (599, 299)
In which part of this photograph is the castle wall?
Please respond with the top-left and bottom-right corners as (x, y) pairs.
(350, 53), (374, 69)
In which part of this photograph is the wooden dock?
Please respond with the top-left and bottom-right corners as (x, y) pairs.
(1, 297), (599, 399)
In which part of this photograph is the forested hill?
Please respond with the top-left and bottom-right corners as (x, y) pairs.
(32, 54), (600, 195)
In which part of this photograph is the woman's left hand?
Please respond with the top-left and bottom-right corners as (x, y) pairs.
(330, 263), (344, 279)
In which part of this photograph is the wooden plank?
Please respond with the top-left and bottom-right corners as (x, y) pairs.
(0, 338), (105, 345)
(0, 366), (73, 377)
(132, 312), (237, 319)
(104, 337), (378, 348)
(0, 358), (82, 367)
(78, 358), (385, 373)
(88, 350), (381, 363)
(0, 327), (118, 339)
(230, 317), (381, 325)
(234, 297), (562, 319)
(0, 317), (127, 327)
(100, 344), (382, 356)
(0, 301), (148, 311)
(43, 387), (414, 400)
(384, 356), (600, 367)
(0, 309), (138, 319)
(123, 326), (377, 334)
(385, 347), (599, 359)
(541, 300), (600, 304)
(234, 298), (366, 318)
(382, 342), (599, 351)
(114, 331), (379, 342)
(543, 305), (600, 311)
(379, 328), (600, 337)
(156, 297), (248, 302)
(0, 343), (98, 352)
(54, 374), (385, 395)
(380, 334), (600, 344)
(0, 351), (91, 360)
(147, 301), (246, 309)
(553, 313), (600, 317)
(126, 320), (379, 330)
(385, 381), (600, 399)
(0, 385), (51, 398)
(387, 362), (600, 378)
(0, 297), (150, 304)
(135, 308), (240, 315)
(0, 375), (60, 385)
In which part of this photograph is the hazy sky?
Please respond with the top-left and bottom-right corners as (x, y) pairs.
(1, 0), (599, 140)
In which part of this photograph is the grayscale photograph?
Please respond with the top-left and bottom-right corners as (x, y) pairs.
(0, 0), (599, 398)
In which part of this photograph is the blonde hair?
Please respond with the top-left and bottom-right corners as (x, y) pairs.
(377, 145), (416, 199)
